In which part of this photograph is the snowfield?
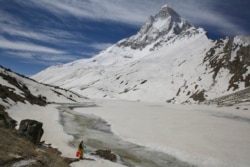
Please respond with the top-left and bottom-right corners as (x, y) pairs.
(74, 100), (250, 167)
(7, 100), (250, 167)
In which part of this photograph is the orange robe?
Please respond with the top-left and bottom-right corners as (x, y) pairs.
(78, 142), (84, 159)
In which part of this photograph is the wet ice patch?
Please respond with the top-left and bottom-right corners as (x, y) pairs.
(86, 114), (112, 133)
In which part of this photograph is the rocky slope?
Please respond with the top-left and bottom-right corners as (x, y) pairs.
(32, 6), (250, 104)
(0, 125), (73, 167)
(0, 65), (88, 167)
(0, 65), (86, 110)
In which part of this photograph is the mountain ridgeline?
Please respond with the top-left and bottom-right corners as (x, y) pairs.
(32, 5), (250, 104)
(0, 65), (86, 112)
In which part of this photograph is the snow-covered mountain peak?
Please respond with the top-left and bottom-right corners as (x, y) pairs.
(156, 4), (180, 20)
(32, 5), (250, 104)
(118, 5), (194, 51)
(152, 5), (192, 34)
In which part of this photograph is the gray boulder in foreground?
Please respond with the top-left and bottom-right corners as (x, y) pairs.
(18, 119), (44, 144)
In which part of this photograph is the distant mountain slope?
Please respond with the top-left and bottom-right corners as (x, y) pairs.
(32, 6), (250, 104)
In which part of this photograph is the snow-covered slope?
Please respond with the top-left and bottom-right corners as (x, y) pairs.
(32, 6), (250, 103)
(0, 65), (87, 111)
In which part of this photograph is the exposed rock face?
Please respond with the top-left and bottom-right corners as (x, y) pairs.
(91, 150), (117, 162)
(18, 119), (44, 144)
(0, 72), (47, 106)
(0, 125), (70, 167)
(206, 86), (250, 106)
(0, 110), (17, 128)
(204, 36), (250, 91)
(117, 5), (193, 50)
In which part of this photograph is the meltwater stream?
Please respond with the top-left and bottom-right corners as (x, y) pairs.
(57, 103), (195, 167)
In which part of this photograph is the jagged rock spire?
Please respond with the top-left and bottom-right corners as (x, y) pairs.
(118, 5), (193, 50)
(156, 4), (181, 20)
(139, 5), (191, 35)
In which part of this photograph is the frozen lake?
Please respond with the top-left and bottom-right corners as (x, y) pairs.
(71, 100), (250, 167)
(58, 103), (194, 167)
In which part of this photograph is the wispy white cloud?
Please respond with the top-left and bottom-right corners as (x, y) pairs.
(23, 0), (165, 25)
(5, 51), (34, 59)
(21, 0), (248, 36)
(38, 54), (78, 62)
(0, 22), (82, 45)
(164, 0), (248, 36)
(0, 37), (64, 54)
(192, 11), (247, 36)
(0, 35), (81, 65)
(12, 52), (74, 61)
(89, 42), (113, 50)
(0, 11), (22, 26)
(1, 26), (56, 42)
(0, 6), (84, 47)
(80, 51), (98, 57)
(5, 51), (78, 65)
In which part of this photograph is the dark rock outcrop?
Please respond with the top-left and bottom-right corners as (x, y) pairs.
(0, 72), (47, 106)
(204, 37), (250, 91)
(18, 119), (44, 144)
(91, 150), (117, 162)
(0, 110), (17, 128)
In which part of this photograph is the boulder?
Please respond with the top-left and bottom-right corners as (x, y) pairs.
(18, 119), (44, 144)
(91, 150), (117, 162)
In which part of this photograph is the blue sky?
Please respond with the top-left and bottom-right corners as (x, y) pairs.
(0, 0), (249, 76)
